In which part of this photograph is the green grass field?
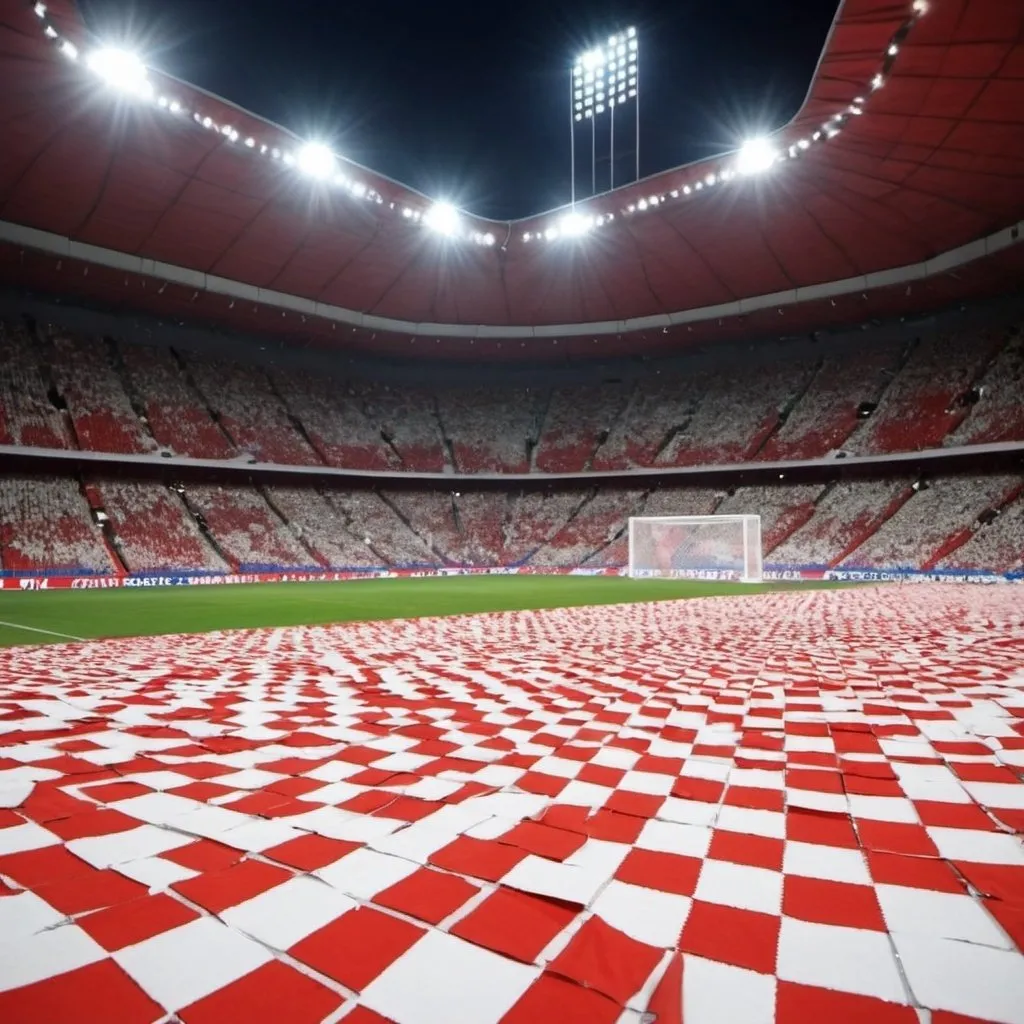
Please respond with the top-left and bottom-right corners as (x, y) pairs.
(0, 575), (841, 648)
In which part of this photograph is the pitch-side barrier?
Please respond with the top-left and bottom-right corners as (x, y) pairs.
(1, 565), (1021, 590)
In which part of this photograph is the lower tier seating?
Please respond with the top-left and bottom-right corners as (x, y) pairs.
(2, 472), (1021, 577)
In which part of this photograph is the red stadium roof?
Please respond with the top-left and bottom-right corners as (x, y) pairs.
(0, 0), (1022, 359)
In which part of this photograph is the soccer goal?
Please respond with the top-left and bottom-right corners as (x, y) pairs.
(628, 515), (763, 582)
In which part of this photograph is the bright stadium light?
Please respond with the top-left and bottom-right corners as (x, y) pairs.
(86, 47), (152, 97)
(424, 201), (460, 237)
(736, 137), (779, 175)
(296, 142), (336, 180)
(560, 211), (592, 237)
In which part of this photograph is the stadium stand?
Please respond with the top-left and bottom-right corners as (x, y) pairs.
(3, 323), (1024, 475)
(181, 356), (323, 466)
(271, 372), (399, 471)
(0, 474), (114, 573)
(181, 483), (316, 571)
(769, 478), (916, 568)
(936, 488), (1024, 574)
(92, 478), (230, 573)
(44, 331), (157, 455)
(533, 384), (629, 472)
(840, 474), (1023, 570)
(0, 321), (73, 449)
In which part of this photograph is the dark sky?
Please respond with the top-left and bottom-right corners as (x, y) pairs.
(77, 0), (837, 220)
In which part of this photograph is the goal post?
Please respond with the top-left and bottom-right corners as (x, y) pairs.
(628, 515), (763, 582)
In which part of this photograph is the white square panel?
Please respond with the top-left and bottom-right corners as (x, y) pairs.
(591, 880), (691, 947)
(695, 860), (782, 915)
(776, 917), (908, 1004)
(781, 841), (871, 885)
(222, 876), (356, 950)
(316, 848), (419, 899)
(637, 820), (712, 858)
(926, 827), (1024, 866)
(876, 885), (1011, 948)
(0, 890), (65, 943)
(682, 955), (776, 1024)
(0, 924), (106, 993)
(361, 929), (540, 1024)
(892, 931), (1024, 1022)
(0, 821), (60, 856)
(115, 916), (272, 1012)
(68, 824), (193, 868)
(716, 805), (785, 839)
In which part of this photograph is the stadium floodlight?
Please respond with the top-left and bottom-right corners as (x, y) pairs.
(628, 515), (763, 583)
(424, 201), (460, 237)
(296, 142), (336, 180)
(570, 27), (639, 204)
(736, 137), (778, 175)
(86, 47), (152, 97)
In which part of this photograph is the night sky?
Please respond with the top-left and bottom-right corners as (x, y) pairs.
(77, 0), (837, 220)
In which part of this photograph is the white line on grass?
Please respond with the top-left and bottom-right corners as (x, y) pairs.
(0, 620), (87, 642)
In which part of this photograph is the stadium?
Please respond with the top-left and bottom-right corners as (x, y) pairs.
(1, 0), (1023, 1020)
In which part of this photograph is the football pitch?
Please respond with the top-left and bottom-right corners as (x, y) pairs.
(0, 575), (842, 647)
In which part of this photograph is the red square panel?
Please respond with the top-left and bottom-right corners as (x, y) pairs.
(679, 901), (781, 974)
(290, 906), (424, 991)
(548, 915), (662, 1005)
(614, 849), (703, 897)
(429, 836), (528, 882)
(79, 893), (201, 952)
(374, 867), (479, 925)
(451, 887), (578, 963)
(502, 973), (621, 1024)
(782, 875), (886, 931)
(178, 960), (342, 1024)
(776, 980), (919, 1023)
(0, 959), (164, 1024)
(172, 859), (293, 913)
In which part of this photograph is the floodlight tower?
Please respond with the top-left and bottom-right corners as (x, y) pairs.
(570, 26), (639, 204)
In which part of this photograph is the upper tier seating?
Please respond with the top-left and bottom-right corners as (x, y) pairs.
(271, 373), (397, 471)
(758, 343), (903, 460)
(355, 384), (447, 472)
(2, 317), (1023, 476)
(436, 389), (542, 473)
(45, 333), (156, 455)
(0, 323), (73, 449)
(118, 345), (235, 459)
(656, 360), (812, 466)
(534, 385), (629, 473)
(845, 332), (1004, 455)
(945, 327), (1024, 447)
(183, 357), (322, 466)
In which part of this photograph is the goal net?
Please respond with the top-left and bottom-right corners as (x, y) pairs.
(628, 515), (763, 582)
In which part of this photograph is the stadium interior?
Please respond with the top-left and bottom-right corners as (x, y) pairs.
(0, 0), (1023, 1021)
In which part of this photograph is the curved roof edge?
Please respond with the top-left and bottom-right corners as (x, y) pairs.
(3, 217), (1020, 339)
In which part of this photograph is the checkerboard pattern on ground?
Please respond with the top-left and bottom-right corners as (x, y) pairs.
(1, 585), (1023, 1023)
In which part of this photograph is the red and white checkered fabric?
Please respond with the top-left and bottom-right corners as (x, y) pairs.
(1, 584), (1023, 1023)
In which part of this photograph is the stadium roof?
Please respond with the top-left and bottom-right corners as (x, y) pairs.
(0, 0), (1022, 360)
